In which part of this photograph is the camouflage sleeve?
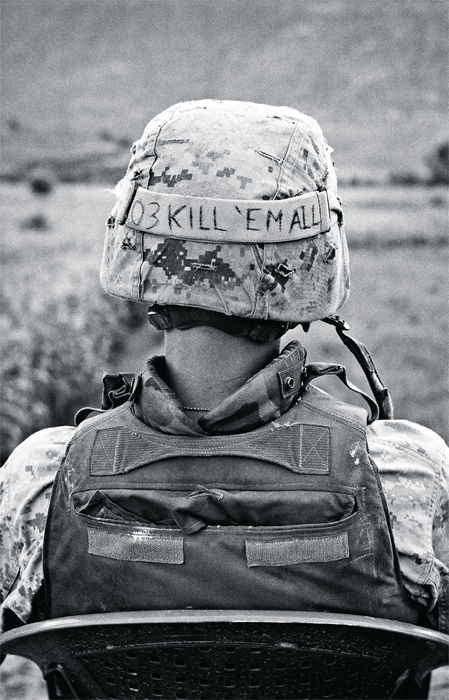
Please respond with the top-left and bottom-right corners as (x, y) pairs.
(367, 420), (449, 633)
(0, 426), (74, 631)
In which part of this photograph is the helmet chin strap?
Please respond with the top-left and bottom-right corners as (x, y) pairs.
(321, 315), (394, 420)
(147, 305), (296, 342)
(147, 305), (393, 420)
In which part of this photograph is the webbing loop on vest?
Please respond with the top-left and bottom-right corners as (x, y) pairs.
(302, 362), (379, 424)
(101, 372), (140, 410)
(74, 373), (140, 426)
(322, 316), (394, 420)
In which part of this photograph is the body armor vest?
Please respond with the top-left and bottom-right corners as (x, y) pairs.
(44, 384), (419, 624)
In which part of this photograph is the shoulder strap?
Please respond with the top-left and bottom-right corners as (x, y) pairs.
(321, 315), (394, 420)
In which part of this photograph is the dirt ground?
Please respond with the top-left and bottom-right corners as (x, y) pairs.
(1, 656), (47, 700)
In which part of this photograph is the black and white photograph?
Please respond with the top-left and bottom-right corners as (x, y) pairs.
(1, 2), (448, 699)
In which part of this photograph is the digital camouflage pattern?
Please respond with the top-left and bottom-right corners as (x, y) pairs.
(367, 419), (449, 632)
(1, 345), (448, 633)
(101, 100), (350, 323)
(0, 426), (74, 628)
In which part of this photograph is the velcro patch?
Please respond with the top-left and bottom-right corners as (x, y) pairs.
(245, 532), (349, 567)
(87, 527), (184, 564)
(117, 181), (336, 243)
(88, 424), (330, 476)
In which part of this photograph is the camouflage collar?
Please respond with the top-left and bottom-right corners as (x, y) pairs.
(134, 341), (306, 436)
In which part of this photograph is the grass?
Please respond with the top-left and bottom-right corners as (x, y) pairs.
(281, 186), (449, 440)
(289, 245), (448, 439)
(0, 184), (155, 463)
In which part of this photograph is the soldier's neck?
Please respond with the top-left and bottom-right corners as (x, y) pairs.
(163, 327), (280, 413)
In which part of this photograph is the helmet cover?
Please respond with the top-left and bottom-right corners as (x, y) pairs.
(101, 99), (350, 323)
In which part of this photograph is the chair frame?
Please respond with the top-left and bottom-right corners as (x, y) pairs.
(2, 610), (448, 699)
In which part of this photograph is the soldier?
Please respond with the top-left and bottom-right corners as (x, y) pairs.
(1, 102), (448, 653)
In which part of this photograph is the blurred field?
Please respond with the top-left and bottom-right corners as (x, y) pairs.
(0, 183), (160, 463)
(2, 0), (447, 183)
(0, 182), (448, 698)
(0, 656), (48, 700)
(284, 185), (449, 442)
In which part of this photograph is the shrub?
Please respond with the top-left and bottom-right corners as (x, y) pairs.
(389, 172), (423, 186)
(19, 213), (50, 230)
(0, 279), (142, 465)
(29, 167), (55, 195)
(426, 141), (449, 185)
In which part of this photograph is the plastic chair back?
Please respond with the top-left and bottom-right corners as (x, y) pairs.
(1, 610), (448, 699)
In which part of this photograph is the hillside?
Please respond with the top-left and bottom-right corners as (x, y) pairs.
(1, 0), (448, 181)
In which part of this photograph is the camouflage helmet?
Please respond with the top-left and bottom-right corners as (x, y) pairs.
(101, 100), (349, 327)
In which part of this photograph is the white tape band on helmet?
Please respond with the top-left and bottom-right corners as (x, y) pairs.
(115, 179), (340, 244)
